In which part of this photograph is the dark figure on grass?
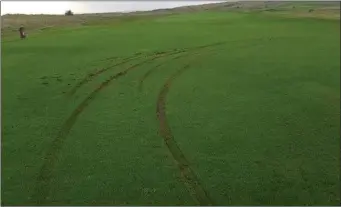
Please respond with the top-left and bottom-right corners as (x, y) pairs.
(19, 26), (26, 39)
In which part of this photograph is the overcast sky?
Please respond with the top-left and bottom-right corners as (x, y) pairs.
(1, 1), (226, 15)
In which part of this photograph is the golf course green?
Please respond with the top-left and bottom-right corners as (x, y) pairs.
(2, 7), (340, 206)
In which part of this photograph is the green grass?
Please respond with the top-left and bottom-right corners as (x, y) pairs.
(2, 11), (340, 206)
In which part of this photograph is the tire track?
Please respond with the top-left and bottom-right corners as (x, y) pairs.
(137, 50), (205, 91)
(155, 48), (226, 205)
(154, 42), (268, 205)
(32, 50), (189, 205)
(69, 42), (227, 97)
(67, 53), (143, 96)
(33, 41), (227, 204)
(67, 50), (179, 97)
(138, 45), (226, 91)
(138, 54), (185, 91)
(156, 56), (214, 206)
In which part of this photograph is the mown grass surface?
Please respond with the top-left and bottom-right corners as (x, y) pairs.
(2, 10), (340, 205)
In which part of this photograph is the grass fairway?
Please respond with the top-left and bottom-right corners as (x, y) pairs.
(2, 9), (340, 206)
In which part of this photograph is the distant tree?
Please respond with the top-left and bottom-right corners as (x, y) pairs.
(308, 9), (314, 13)
(65, 10), (74, 16)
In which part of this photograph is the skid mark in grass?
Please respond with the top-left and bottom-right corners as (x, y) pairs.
(34, 42), (228, 205)
(138, 45), (226, 91)
(155, 48), (228, 205)
(68, 49), (181, 97)
(32, 50), (186, 205)
(156, 60), (214, 206)
(67, 53), (143, 96)
(138, 54), (186, 91)
(68, 49), (184, 97)
(69, 41), (228, 97)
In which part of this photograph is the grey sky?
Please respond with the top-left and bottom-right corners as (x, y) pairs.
(1, 1), (226, 15)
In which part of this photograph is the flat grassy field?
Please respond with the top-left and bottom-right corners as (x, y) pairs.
(2, 8), (340, 206)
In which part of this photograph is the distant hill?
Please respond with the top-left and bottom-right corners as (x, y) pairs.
(1, 1), (339, 36)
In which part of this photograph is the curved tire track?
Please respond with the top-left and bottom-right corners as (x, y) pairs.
(138, 54), (185, 91)
(154, 43), (266, 205)
(69, 41), (227, 97)
(156, 59), (214, 206)
(34, 41), (227, 205)
(68, 49), (181, 96)
(138, 45), (224, 91)
(67, 50), (182, 96)
(68, 53), (143, 96)
(33, 55), (161, 204)
(32, 50), (194, 205)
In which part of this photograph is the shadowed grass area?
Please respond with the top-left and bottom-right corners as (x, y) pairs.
(1, 4), (340, 206)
